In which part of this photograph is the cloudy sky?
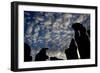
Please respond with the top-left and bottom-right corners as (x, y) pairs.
(24, 11), (90, 60)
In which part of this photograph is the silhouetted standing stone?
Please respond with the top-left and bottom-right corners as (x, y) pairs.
(72, 23), (90, 59)
(65, 39), (78, 60)
(24, 43), (32, 62)
(35, 48), (48, 61)
(87, 30), (90, 37)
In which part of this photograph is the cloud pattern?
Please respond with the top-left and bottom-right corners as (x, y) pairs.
(24, 11), (90, 60)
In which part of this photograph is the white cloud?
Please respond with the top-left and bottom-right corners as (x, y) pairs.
(75, 14), (88, 23)
(44, 20), (52, 26)
(27, 25), (33, 34)
(36, 16), (44, 21)
(45, 32), (51, 40)
(34, 26), (40, 33)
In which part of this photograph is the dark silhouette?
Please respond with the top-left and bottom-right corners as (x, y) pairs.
(87, 30), (90, 37)
(35, 48), (48, 61)
(65, 39), (78, 60)
(50, 57), (63, 60)
(24, 43), (32, 62)
(72, 23), (90, 59)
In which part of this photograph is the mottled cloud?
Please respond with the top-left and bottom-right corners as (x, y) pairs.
(24, 11), (90, 60)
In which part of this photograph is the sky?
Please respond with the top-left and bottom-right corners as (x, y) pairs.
(24, 11), (90, 60)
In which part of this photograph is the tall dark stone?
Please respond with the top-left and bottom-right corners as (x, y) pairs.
(35, 48), (48, 61)
(72, 23), (90, 59)
(65, 39), (78, 60)
(24, 43), (32, 62)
